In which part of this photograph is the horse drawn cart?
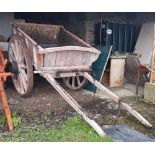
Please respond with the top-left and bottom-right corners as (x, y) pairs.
(8, 22), (152, 137)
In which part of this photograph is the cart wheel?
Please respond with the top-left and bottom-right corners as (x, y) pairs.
(63, 76), (87, 90)
(8, 35), (33, 97)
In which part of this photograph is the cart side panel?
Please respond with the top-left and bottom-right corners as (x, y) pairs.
(43, 50), (98, 67)
(12, 23), (90, 48)
(57, 27), (91, 47)
(12, 23), (61, 45)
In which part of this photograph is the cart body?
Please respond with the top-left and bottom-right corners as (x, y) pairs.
(11, 23), (100, 77)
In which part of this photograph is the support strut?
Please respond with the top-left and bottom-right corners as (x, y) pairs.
(41, 73), (106, 137)
(83, 72), (152, 128)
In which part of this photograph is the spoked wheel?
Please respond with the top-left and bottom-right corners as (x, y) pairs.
(63, 76), (87, 90)
(8, 35), (33, 97)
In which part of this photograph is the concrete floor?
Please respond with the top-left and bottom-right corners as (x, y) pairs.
(83, 83), (144, 99)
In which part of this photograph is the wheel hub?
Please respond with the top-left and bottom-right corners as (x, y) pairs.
(11, 61), (19, 79)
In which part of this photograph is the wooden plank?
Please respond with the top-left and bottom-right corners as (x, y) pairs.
(43, 50), (98, 68)
(121, 102), (152, 127)
(44, 52), (57, 67)
(41, 73), (106, 137)
(40, 66), (90, 72)
(83, 72), (152, 128)
(84, 72), (119, 101)
(134, 23), (154, 66)
(40, 46), (101, 54)
(110, 57), (126, 87)
(150, 72), (155, 82)
(150, 24), (155, 82)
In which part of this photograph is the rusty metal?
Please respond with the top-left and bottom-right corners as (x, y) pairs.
(0, 48), (13, 131)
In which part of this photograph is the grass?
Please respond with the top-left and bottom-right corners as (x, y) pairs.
(0, 112), (112, 142)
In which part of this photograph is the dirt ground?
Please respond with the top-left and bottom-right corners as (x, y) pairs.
(0, 75), (155, 139)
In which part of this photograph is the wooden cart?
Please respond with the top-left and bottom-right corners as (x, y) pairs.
(8, 23), (152, 137)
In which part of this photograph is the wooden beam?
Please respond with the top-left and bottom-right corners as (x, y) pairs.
(121, 102), (152, 127)
(40, 66), (90, 72)
(41, 73), (107, 137)
(39, 46), (101, 54)
(150, 24), (155, 82)
(83, 72), (152, 128)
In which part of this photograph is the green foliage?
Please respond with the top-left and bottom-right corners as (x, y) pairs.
(0, 112), (21, 127)
(0, 114), (112, 142)
(0, 114), (6, 125)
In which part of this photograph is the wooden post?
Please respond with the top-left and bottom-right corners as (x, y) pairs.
(41, 73), (107, 137)
(83, 72), (152, 128)
(150, 24), (155, 82)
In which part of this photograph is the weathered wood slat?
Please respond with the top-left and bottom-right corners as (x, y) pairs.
(39, 46), (101, 54)
(150, 24), (155, 82)
(40, 66), (90, 72)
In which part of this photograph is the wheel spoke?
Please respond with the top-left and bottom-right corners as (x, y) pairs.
(19, 73), (27, 91)
(76, 76), (81, 86)
(72, 77), (75, 88)
(66, 77), (70, 85)
(13, 75), (22, 93)
(14, 39), (20, 61)
(19, 56), (25, 64)
(18, 74), (25, 94)
(9, 48), (16, 62)
(11, 43), (18, 60)
(63, 76), (86, 90)
(18, 42), (24, 62)
(20, 69), (28, 82)
(19, 64), (28, 69)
